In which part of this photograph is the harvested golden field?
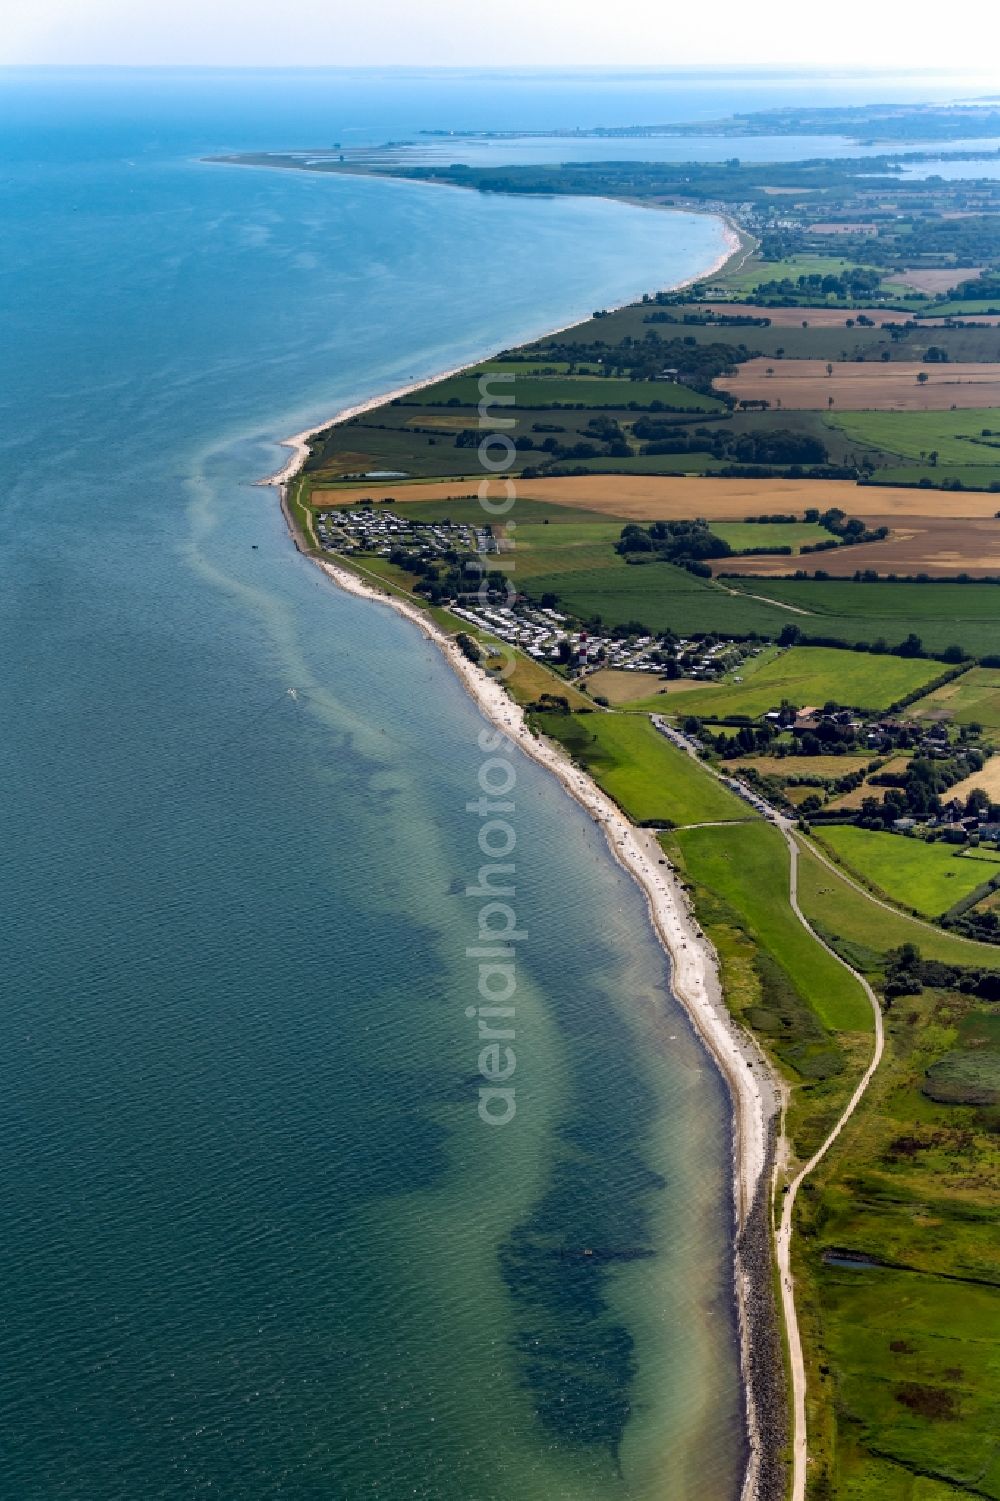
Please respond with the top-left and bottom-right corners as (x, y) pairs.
(732, 755), (872, 778)
(404, 414), (475, 430)
(712, 515), (1000, 579)
(585, 668), (702, 704)
(313, 475), (1000, 522)
(946, 756), (1000, 805)
(716, 359), (1000, 411)
(826, 755), (912, 811)
(893, 267), (982, 294)
(698, 303), (906, 328)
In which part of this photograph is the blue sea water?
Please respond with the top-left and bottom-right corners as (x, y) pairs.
(0, 66), (984, 1500)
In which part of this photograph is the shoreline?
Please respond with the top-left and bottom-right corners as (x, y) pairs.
(311, 554), (782, 1501)
(267, 227), (781, 1501)
(261, 212), (743, 490)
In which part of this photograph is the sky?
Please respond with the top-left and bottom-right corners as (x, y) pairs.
(5, 0), (1000, 70)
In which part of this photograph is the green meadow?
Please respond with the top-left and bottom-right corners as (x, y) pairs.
(716, 253), (872, 297)
(794, 836), (1000, 970)
(904, 667), (1000, 730)
(711, 520), (834, 554)
(399, 370), (721, 411)
(505, 521), (627, 581)
(531, 710), (752, 827)
(528, 559), (791, 637)
(671, 822), (872, 1033)
(796, 980), (1000, 1499)
(828, 408), (1000, 467)
(666, 820), (873, 1161)
(725, 578), (1000, 660)
(817, 825), (1000, 919)
(653, 645), (940, 720)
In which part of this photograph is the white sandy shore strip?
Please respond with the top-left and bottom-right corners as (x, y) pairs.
(263, 219), (742, 490)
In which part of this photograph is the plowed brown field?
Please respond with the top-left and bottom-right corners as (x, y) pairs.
(716, 359), (1000, 410)
(893, 267), (982, 294)
(711, 514), (1000, 579)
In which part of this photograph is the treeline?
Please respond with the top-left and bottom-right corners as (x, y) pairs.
(391, 158), (962, 206)
(809, 741), (991, 831)
(616, 519), (730, 569)
(522, 330), (746, 392)
(885, 945), (1000, 996)
(753, 267), (883, 303)
(775, 625), (975, 669)
(634, 422), (829, 467)
(739, 567), (1000, 584)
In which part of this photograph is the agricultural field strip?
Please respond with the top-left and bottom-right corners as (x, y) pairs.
(652, 646), (941, 720)
(316, 475), (1000, 521)
(828, 407), (1000, 466)
(718, 360), (1000, 411)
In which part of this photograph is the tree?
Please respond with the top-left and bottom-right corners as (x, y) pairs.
(897, 633), (924, 658)
(917, 371), (929, 385)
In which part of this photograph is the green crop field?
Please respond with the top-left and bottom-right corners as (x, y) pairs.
(502, 516), (838, 586)
(921, 297), (1000, 316)
(400, 371), (721, 411)
(717, 253), (871, 297)
(653, 645), (940, 719)
(904, 666), (1000, 729)
(817, 825), (1000, 918)
(726, 578), (1000, 659)
(871, 463), (1000, 490)
(505, 521), (626, 581)
(527, 558), (791, 637)
(555, 452), (730, 474)
(794, 836), (1000, 969)
(672, 822), (873, 1033)
(829, 408), (1000, 467)
(532, 710), (752, 826)
(711, 521), (834, 554)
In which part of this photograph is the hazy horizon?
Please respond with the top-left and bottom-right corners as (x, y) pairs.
(5, 0), (999, 70)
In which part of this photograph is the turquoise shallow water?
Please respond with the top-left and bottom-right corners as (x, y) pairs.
(0, 70), (760, 1499)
